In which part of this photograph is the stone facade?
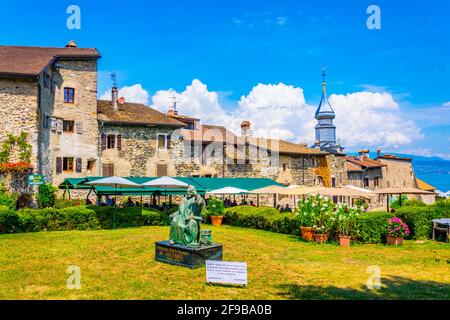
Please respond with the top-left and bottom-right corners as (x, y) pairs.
(377, 156), (416, 188)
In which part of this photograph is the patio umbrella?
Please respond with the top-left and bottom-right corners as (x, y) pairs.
(207, 187), (249, 195)
(141, 177), (189, 225)
(86, 177), (141, 229)
(250, 185), (286, 194)
(315, 187), (373, 198)
(373, 187), (434, 211)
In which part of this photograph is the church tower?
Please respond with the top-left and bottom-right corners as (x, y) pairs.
(313, 69), (344, 153)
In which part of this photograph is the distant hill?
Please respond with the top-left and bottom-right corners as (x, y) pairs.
(348, 152), (450, 192)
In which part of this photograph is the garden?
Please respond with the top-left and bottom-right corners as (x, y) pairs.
(0, 185), (449, 299)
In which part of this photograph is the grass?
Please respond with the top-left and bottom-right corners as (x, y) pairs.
(0, 225), (449, 300)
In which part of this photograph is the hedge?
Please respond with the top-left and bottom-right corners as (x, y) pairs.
(0, 206), (167, 234)
(394, 203), (450, 240)
(356, 211), (393, 243)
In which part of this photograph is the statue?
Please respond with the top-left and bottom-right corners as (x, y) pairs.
(169, 185), (206, 246)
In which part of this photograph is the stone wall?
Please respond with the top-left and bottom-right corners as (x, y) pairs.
(50, 59), (99, 186)
(348, 167), (383, 189)
(378, 158), (416, 188)
(327, 154), (348, 187)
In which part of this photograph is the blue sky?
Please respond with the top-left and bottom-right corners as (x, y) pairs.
(1, 0), (449, 158)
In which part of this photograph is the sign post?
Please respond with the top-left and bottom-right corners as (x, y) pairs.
(28, 174), (45, 186)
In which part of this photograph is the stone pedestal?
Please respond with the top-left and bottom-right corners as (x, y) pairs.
(155, 241), (223, 269)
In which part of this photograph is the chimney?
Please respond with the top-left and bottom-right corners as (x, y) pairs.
(377, 148), (381, 158)
(112, 87), (119, 112)
(364, 149), (370, 159)
(241, 120), (252, 138)
(65, 40), (78, 48)
(358, 149), (364, 161)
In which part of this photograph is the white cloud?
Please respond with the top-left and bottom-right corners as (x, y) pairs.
(444, 101), (450, 107)
(149, 79), (421, 150)
(100, 84), (149, 104)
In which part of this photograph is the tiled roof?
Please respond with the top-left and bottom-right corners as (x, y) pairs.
(248, 137), (327, 156)
(346, 162), (363, 172)
(377, 154), (412, 161)
(416, 178), (436, 191)
(181, 125), (242, 143)
(346, 156), (385, 169)
(0, 45), (101, 77)
(97, 100), (185, 126)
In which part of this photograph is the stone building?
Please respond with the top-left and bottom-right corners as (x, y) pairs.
(346, 150), (385, 190)
(0, 42), (101, 187)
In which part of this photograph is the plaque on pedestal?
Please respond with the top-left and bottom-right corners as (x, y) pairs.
(155, 241), (223, 269)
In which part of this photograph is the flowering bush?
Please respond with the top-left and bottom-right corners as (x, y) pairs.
(206, 196), (225, 216)
(0, 162), (32, 174)
(335, 204), (361, 237)
(386, 217), (410, 237)
(295, 194), (336, 233)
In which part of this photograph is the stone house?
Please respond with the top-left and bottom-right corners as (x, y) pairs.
(0, 42), (101, 187)
(346, 150), (385, 190)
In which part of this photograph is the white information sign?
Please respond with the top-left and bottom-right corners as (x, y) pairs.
(206, 260), (247, 286)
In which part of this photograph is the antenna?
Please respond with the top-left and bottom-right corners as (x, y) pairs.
(111, 72), (118, 88)
(168, 94), (179, 115)
(321, 68), (327, 93)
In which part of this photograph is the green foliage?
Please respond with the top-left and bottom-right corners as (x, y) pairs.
(222, 206), (300, 235)
(53, 198), (85, 209)
(391, 195), (408, 209)
(356, 212), (393, 243)
(37, 183), (58, 208)
(142, 209), (163, 226)
(206, 196), (225, 216)
(335, 204), (361, 237)
(0, 207), (20, 233)
(87, 206), (144, 229)
(0, 132), (32, 163)
(0, 189), (18, 210)
(394, 203), (450, 240)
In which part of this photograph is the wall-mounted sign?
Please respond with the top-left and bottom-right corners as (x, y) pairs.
(206, 260), (247, 286)
(28, 174), (45, 186)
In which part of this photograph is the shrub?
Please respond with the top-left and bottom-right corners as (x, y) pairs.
(142, 209), (163, 226)
(335, 204), (361, 237)
(0, 206), (20, 233)
(0, 191), (18, 210)
(53, 198), (85, 209)
(386, 217), (410, 238)
(37, 183), (58, 208)
(394, 204), (450, 240)
(356, 211), (393, 243)
(206, 196), (225, 216)
(87, 206), (145, 229)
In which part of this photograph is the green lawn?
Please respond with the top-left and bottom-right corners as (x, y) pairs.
(0, 226), (449, 300)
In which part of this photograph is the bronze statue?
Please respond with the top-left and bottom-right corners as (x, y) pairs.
(169, 186), (205, 246)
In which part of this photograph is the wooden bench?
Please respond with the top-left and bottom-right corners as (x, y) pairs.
(432, 219), (450, 243)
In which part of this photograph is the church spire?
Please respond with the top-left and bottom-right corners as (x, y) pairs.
(315, 67), (335, 120)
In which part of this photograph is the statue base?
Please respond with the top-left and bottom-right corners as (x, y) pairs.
(155, 241), (223, 269)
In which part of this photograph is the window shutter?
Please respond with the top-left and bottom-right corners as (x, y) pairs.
(56, 157), (62, 174)
(117, 135), (122, 151)
(75, 158), (82, 173)
(166, 135), (171, 149)
(51, 118), (57, 131)
(101, 134), (107, 151)
(76, 121), (83, 134)
(56, 119), (63, 133)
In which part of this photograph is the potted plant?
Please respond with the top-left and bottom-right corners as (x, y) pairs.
(386, 217), (410, 245)
(295, 196), (316, 241)
(311, 195), (335, 243)
(336, 204), (360, 247)
(207, 196), (225, 226)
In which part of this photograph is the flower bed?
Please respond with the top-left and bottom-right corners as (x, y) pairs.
(0, 162), (33, 174)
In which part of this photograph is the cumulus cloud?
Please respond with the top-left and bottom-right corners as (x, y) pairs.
(149, 79), (421, 150)
(444, 101), (450, 107)
(100, 84), (149, 104)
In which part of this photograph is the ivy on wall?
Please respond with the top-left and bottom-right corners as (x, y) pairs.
(0, 132), (32, 164)
(315, 157), (331, 187)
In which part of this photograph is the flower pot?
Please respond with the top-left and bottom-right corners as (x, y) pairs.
(339, 235), (351, 247)
(386, 235), (403, 246)
(314, 233), (329, 243)
(300, 226), (315, 241)
(210, 215), (223, 226)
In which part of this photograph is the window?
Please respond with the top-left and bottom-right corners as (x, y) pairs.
(374, 177), (379, 187)
(64, 88), (75, 103)
(87, 160), (95, 174)
(63, 120), (74, 133)
(43, 73), (50, 88)
(282, 164), (287, 172)
(364, 178), (370, 188)
(158, 134), (171, 150)
(107, 135), (116, 149)
(63, 157), (74, 172)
